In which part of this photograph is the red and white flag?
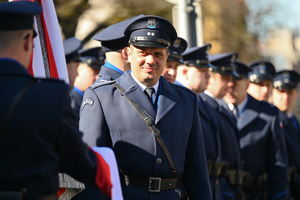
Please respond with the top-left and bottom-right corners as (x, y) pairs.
(10, 0), (69, 83)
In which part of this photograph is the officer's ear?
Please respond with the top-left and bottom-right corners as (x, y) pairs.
(127, 46), (132, 63)
(121, 47), (128, 60)
(23, 31), (33, 52)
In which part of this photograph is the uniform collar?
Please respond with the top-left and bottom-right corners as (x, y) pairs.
(131, 71), (159, 96)
(0, 58), (31, 76)
(204, 90), (220, 105)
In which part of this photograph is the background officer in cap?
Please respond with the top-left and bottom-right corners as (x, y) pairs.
(247, 60), (276, 102)
(272, 70), (300, 200)
(176, 44), (225, 200)
(71, 47), (105, 117)
(200, 52), (243, 200)
(0, 1), (112, 200)
(93, 15), (144, 81)
(80, 15), (212, 200)
(63, 37), (82, 89)
(222, 60), (288, 200)
(161, 37), (187, 83)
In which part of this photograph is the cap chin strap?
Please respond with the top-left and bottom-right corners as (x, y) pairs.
(130, 36), (170, 47)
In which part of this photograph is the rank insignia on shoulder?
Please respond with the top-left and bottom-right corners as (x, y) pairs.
(82, 98), (94, 110)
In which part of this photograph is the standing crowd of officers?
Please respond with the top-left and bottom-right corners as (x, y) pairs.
(1, 1), (300, 200)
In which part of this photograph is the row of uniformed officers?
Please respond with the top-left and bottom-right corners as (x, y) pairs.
(1, 1), (300, 200)
(64, 14), (300, 200)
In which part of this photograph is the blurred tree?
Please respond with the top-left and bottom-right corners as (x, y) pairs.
(201, 0), (261, 63)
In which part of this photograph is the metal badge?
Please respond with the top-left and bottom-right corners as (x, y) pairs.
(173, 38), (181, 48)
(258, 63), (266, 74)
(147, 18), (157, 29)
(250, 74), (257, 82)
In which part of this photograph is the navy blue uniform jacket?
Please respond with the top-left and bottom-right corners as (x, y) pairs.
(222, 95), (288, 200)
(198, 95), (223, 200)
(200, 93), (242, 200)
(278, 111), (300, 199)
(80, 72), (212, 200)
(0, 59), (107, 200)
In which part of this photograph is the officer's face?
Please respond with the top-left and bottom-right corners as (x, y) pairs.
(247, 80), (273, 102)
(128, 45), (168, 87)
(187, 67), (210, 94)
(207, 73), (233, 99)
(73, 63), (100, 92)
(224, 78), (249, 106)
(162, 60), (179, 83)
(272, 88), (298, 113)
(67, 61), (80, 89)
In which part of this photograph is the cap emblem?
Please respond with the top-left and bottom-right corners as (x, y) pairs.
(147, 18), (157, 29)
(173, 38), (181, 48)
(250, 74), (257, 82)
(258, 63), (266, 74)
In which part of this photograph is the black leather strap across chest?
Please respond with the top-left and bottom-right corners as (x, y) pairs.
(112, 82), (178, 178)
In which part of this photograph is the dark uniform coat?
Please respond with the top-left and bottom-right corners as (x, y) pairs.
(70, 88), (83, 118)
(200, 93), (242, 200)
(198, 95), (222, 200)
(79, 72), (212, 200)
(278, 111), (300, 200)
(0, 59), (109, 200)
(221, 95), (289, 200)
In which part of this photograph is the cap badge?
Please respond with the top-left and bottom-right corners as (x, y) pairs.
(147, 18), (157, 29)
(173, 38), (181, 48)
(258, 63), (266, 74)
(231, 55), (236, 63)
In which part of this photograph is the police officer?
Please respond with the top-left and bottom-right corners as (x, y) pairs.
(71, 47), (105, 116)
(222, 60), (288, 200)
(63, 37), (82, 89)
(272, 70), (300, 200)
(80, 15), (212, 200)
(93, 15), (144, 81)
(247, 60), (276, 102)
(176, 44), (224, 200)
(200, 52), (243, 199)
(162, 37), (187, 83)
(0, 1), (112, 200)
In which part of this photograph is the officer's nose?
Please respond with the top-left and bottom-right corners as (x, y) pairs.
(146, 54), (154, 65)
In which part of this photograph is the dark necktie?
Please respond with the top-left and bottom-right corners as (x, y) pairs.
(232, 106), (239, 121)
(144, 87), (155, 104)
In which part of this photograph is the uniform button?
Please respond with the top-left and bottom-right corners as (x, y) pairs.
(241, 160), (245, 165)
(216, 180), (219, 184)
(217, 157), (220, 161)
(157, 158), (162, 164)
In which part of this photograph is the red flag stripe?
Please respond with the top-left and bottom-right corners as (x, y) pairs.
(38, 0), (59, 79)
(90, 147), (112, 198)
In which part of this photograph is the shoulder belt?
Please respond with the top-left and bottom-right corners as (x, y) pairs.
(112, 82), (178, 178)
(0, 79), (36, 144)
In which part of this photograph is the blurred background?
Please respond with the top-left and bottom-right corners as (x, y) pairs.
(2, 0), (300, 116)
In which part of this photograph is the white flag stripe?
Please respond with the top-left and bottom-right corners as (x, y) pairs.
(40, 0), (69, 83)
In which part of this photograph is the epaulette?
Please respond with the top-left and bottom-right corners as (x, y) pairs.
(90, 79), (116, 89)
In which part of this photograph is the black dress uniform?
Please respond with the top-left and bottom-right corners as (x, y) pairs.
(221, 62), (289, 200)
(202, 52), (242, 200)
(80, 15), (212, 200)
(273, 70), (300, 200)
(0, 2), (112, 200)
(181, 44), (224, 200)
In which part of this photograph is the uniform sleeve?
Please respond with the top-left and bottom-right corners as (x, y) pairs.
(266, 111), (289, 200)
(183, 94), (213, 200)
(56, 84), (112, 198)
(79, 87), (111, 147)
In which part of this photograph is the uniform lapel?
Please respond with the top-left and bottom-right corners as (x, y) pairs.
(237, 95), (259, 130)
(116, 72), (156, 121)
(155, 77), (179, 124)
(198, 96), (211, 122)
